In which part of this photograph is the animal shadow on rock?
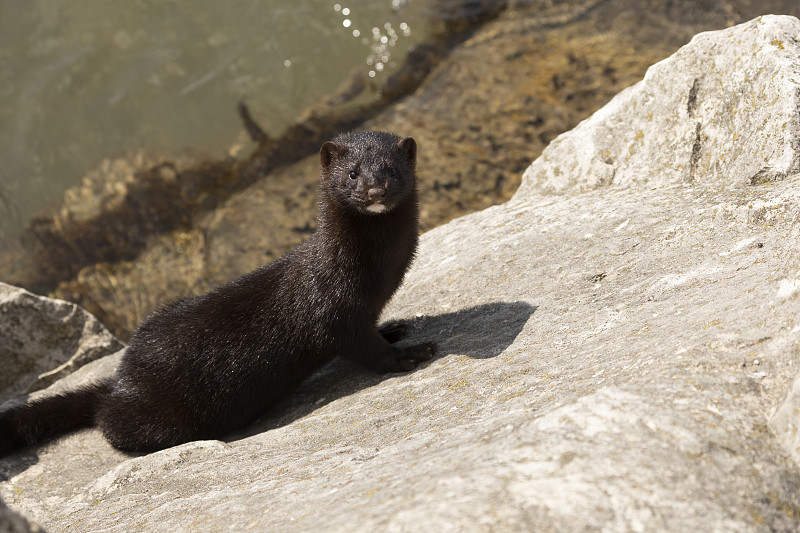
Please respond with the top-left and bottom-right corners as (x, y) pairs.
(234, 300), (536, 441)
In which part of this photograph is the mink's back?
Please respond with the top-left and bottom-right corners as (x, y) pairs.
(100, 245), (334, 448)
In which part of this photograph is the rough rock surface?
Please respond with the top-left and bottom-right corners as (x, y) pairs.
(772, 373), (800, 464)
(0, 282), (124, 402)
(521, 12), (800, 193)
(2, 15), (800, 532)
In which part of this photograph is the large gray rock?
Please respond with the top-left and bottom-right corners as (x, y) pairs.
(521, 14), (800, 193)
(2, 14), (800, 532)
(0, 282), (124, 402)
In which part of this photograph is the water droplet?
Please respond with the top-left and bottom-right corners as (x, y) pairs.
(342, 7), (350, 15)
(352, 29), (360, 37)
(343, 19), (351, 28)
(334, 3), (341, 11)
(283, 59), (292, 67)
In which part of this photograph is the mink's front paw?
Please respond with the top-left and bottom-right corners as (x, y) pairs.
(389, 342), (436, 372)
(404, 342), (436, 360)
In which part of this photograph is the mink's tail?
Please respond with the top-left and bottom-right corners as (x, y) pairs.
(0, 379), (112, 457)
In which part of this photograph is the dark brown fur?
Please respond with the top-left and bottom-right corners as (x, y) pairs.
(0, 131), (435, 455)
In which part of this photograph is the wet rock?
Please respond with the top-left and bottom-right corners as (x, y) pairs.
(18, 152), (213, 293)
(2, 15), (800, 532)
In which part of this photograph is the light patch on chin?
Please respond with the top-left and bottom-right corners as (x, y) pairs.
(366, 204), (388, 214)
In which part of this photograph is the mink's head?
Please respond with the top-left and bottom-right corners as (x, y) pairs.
(319, 131), (417, 216)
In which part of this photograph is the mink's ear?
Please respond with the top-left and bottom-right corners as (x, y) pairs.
(320, 142), (348, 168)
(397, 137), (417, 164)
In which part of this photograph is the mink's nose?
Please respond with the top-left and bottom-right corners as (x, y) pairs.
(368, 187), (386, 201)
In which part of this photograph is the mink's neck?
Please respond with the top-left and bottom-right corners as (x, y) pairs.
(310, 184), (419, 318)
(314, 185), (419, 289)
(315, 186), (418, 246)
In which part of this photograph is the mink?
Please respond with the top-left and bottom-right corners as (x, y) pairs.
(0, 131), (435, 454)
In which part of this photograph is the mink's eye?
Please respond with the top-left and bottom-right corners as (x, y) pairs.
(386, 167), (397, 177)
(349, 170), (358, 180)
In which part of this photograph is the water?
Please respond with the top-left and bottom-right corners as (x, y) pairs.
(0, 0), (428, 237)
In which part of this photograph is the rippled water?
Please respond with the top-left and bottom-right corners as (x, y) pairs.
(0, 0), (428, 236)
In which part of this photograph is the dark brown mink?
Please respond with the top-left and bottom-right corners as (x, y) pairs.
(0, 131), (435, 455)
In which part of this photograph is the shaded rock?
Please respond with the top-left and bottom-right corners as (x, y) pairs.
(0, 283), (123, 402)
(0, 498), (41, 533)
(3, 13), (800, 533)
